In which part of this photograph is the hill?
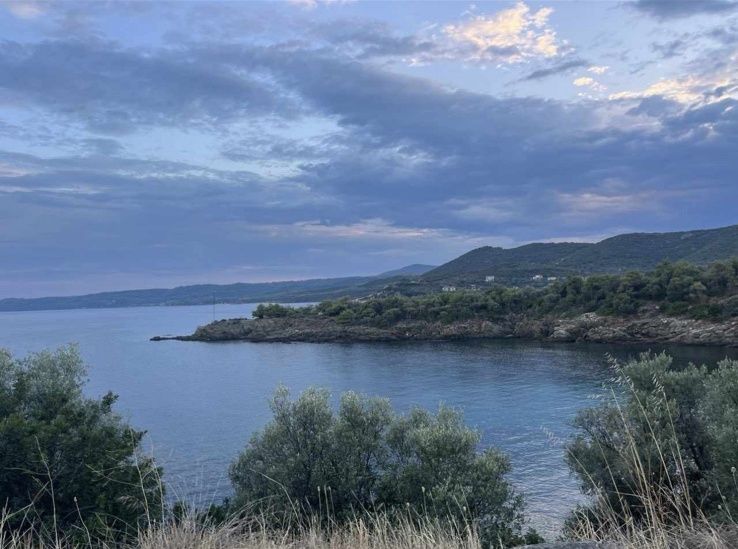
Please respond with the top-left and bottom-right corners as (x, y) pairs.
(376, 264), (436, 277)
(423, 224), (738, 284)
(0, 265), (434, 312)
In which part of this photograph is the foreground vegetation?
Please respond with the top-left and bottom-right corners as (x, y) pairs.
(566, 352), (738, 543)
(254, 260), (738, 325)
(229, 388), (539, 547)
(3, 346), (738, 547)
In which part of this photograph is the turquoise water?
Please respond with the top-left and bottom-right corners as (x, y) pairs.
(1, 304), (736, 535)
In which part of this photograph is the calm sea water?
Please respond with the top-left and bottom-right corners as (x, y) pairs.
(1, 303), (736, 535)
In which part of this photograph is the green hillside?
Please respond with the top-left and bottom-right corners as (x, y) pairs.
(424, 224), (738, 284)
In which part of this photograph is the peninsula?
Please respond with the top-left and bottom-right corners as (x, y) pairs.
(153, 260), (738, 347)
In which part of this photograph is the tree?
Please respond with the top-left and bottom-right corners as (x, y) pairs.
(0, 346), (163, 541)
(566, 353), (738, 531)
(230, 387), (535, 547)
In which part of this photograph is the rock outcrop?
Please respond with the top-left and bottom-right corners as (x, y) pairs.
(152, 310), (738, 347)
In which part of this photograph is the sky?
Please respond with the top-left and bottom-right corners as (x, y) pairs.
(1, 0), (737, 297)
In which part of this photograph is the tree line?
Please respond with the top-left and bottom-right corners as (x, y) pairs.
(254, 259), (738, 326)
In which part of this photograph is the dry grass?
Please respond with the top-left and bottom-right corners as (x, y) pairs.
(2, 493), (738, 549)
(0, 512), (482, 549)
(563, 359), (738, 549)
(136, 515), (480, 549)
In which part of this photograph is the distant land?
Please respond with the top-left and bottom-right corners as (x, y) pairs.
(0, 265), (437, 312)
(3, 223), (738, 312)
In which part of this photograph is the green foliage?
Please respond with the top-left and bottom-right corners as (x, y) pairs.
(230, 387), (533, 547)
(566, 353), (738, 529)
(252, 303), (299, 319)
(0, 346), (162, 541)
(288, 260), (738, 327)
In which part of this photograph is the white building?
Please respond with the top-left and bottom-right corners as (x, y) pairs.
(547, 276), (558, 281)
(532, 274), (544, 281)
(442, 285), (457, 292)
(485, 275), (495, 282)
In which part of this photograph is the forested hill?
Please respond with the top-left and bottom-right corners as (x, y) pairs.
(424, 224), (738, 283)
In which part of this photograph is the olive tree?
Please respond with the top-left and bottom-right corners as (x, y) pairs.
(0, 346), (163, 541)
(230, 387), (537, 547)
(566, 353), (738, 530)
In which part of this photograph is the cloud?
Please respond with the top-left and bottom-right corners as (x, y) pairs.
(587, 65), (609, 75)
(651, 39), (687, 59)
(309, 19), (439, 61)
(444, 2), (562, 63)
(557, 190), (660, 216)
(519, 58), (589, 81)
(288, 0), (353, 9)
(1, 0), (45, 19)
(0, 40), (298, 135)
(573, 76), (606, 91)
(3, 8), (738, 295)
(630, 0), (737, 20)
(257, 218), (455, 241)
(610, 73), (738, 105)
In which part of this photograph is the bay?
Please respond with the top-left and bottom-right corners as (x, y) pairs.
(1, 304), (735, 535)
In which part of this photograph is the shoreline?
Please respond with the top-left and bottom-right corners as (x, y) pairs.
(152, 312), (738, 347)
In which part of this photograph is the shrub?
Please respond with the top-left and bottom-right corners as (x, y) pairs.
(566, 353), (738, 533)
(229, 387), (535, 547)
(252, 303), (298, 319)
(0, 346), (163, 541)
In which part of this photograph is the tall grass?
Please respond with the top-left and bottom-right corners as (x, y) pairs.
(1, 509), (482, 549)
(564, 358), (738, 549)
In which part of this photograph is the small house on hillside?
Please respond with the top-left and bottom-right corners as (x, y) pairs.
(532, 274), (544, 281)
(442, 285), (457, 292)
(485, 275), (495, 282)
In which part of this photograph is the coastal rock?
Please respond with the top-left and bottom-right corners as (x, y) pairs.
(152, 312), (738, 347)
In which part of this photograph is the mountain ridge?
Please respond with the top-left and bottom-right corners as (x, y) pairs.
(422, 224), (738, 283)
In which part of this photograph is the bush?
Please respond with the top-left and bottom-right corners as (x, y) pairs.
(252, 303), (298, 319)
(0, 346), (163, 541)
(229, 387), (535, 547)
(566, 353), (738, 533)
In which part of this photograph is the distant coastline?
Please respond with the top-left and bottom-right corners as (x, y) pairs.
(6, 222), (738, 313)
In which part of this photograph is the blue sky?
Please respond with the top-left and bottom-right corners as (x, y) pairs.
(1, 0), (737, 297)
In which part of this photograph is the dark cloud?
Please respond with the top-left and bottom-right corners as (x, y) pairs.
(631, 0), (737, 20)
(0, 40), (298, 135)
(518, 58), (590, 82)
(651, 39), (687, 58)
(310, 19), (438, 59)
(707, 21), (738, 44)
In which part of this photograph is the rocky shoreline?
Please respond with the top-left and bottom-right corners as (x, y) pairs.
(151, 310), (738, 347)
